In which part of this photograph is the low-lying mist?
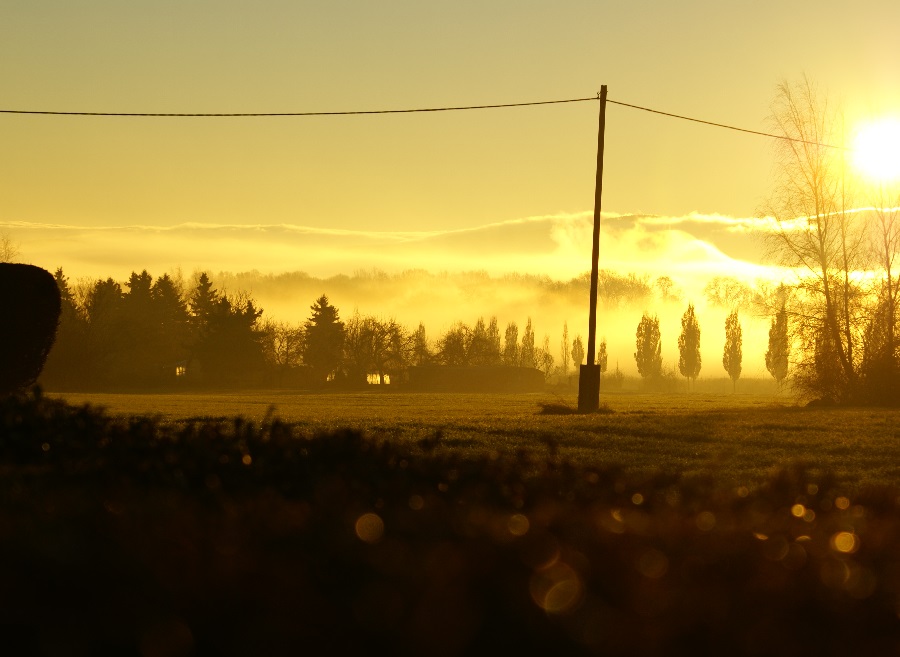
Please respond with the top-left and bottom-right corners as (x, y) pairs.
(215, 268), (774, 379)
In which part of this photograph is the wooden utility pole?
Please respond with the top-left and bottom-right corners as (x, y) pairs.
(578, 85), (607, 413)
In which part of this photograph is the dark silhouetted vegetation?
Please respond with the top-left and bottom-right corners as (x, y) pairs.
(4, 389), (900, 655)
(724, 309), (743, 392)
(0, 264), (60, 394)
(761, 77), (900, 405)
(634, 313), (662, 380)
(678, 303), (702, 388)
(766, 303), (790, 389)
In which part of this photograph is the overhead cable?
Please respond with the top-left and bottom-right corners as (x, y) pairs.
(1, 93), (847, 150)
(0, 96), (597, 117)
(606, 98), (848, 150)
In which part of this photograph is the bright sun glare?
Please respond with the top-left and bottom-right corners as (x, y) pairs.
(853, 118), (900, 183)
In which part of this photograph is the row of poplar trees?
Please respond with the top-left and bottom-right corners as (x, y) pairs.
(633, 304), (790, 391)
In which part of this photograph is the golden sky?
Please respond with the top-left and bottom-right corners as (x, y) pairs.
(2, 1), (899, 280)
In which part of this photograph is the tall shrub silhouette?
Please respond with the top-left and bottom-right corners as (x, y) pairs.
(0, 264), (61, 393)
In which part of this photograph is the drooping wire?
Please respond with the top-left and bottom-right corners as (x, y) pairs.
(0, 96), (597, 117)
(606, 98), (849, 151)
(0, 92), (848, 151)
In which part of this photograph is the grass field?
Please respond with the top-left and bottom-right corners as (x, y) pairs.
(50, 389), (900, 490)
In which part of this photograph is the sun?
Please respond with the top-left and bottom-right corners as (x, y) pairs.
(852, 118), (900, 183)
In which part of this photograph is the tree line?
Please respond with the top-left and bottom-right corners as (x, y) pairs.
(39, 269), (582, 390)
(39, 265), (797, 393)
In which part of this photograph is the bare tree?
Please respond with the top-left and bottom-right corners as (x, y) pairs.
(760, 76), (865, 401)
(262, 319), (304, 386)
(0, 231), (19, 262)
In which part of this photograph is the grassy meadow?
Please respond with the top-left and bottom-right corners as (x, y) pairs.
(51, 388), (900, 490)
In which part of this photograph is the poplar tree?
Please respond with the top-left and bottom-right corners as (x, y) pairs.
(678, 303), (702, 388)
(571, 335), (585, 370)
(634, 313), (662, 379)
(503, 322), (519, 366)
(598, 338), (608, 373)
(520, 318), (535, 368)
(723, 309), (743, 392)
(765, 304), (790, 389)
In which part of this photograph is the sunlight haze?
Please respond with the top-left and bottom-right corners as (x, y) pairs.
(2, 0), (899, 329)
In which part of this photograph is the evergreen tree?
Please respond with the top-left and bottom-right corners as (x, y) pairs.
(121, 270), (159, 384)
(189, 272), (218, 334)
(193, 292), (266, 386)
(84, 277), (125, 386)
(40, 268), (88, 389)
(634, 313), (662, 378)
(303, 295), (344, 383)
(678, 303), (702, 388)
(152, 273), (190, 375)
(765, 304), (790, 389)
(724, 309), (743, 392)
(560, 322), (571, 375)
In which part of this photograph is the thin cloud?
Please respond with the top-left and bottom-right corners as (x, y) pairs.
(4, 211), (772, 282)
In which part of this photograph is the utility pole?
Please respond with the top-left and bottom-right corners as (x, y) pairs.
(578, 85), (607, 413)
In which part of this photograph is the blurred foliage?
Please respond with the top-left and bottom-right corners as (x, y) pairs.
(4, 391), (900, 654)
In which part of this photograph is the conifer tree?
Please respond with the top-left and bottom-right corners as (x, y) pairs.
(303, 295), (344, 384)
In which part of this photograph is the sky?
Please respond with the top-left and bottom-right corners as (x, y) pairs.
(2, 0), (899, 285)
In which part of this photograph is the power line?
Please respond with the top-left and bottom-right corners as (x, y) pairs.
(606, 98), (849, 151)
(0, 92), (848, 150)
(0, 96), (597, 117)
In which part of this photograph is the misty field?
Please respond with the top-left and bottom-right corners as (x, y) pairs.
(51, 389), (900, 489)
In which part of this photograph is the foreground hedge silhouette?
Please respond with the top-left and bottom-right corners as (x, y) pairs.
(0, 264), (60, 394)
(2, 391), (900, 656)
